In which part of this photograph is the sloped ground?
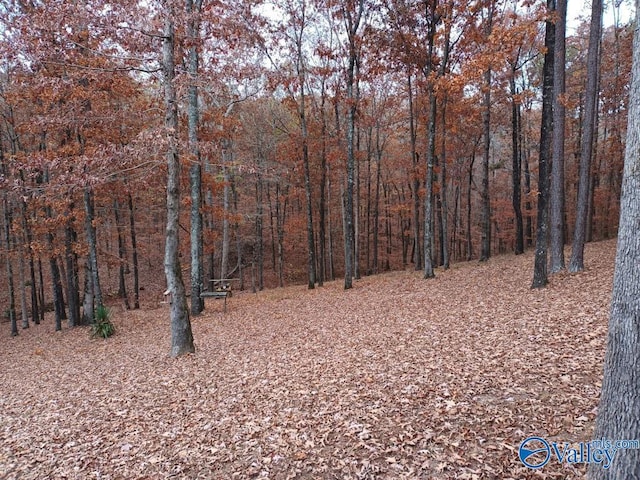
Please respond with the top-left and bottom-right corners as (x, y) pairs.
(0, 240), (617, 479)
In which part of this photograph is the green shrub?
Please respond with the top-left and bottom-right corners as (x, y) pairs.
(90, 305), (115, 339)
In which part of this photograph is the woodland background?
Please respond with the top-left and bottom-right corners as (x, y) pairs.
(0, 0), (633, 332)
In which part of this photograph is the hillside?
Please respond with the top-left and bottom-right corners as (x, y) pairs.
(0, 239), (617, 479)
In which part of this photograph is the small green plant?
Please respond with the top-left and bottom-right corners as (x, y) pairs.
(90, 305), (115, 339)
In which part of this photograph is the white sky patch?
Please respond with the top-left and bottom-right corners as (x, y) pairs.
(567, 0), (635, 35)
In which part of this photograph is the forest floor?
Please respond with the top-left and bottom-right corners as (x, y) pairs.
(0, 240), (617, 479)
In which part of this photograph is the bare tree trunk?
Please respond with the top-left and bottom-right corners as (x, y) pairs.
(589, 4), (640, 475)
(511, 72), (524, 255)
(467, 149), (476, 261)
(550, 0), (567, 273)
(318, 81), (328, 286)
(18, 236), (28, 329)
(20, 198), (39, 325)
(127, 192), (140, 309)
(266, 184), (277, 272)
(37, 257), (45, 323)
(255, 164), (265, 291)
(163, 6), (194, 357)
(114, 199), (130, 310)
(423, 0), (438, 279)
(64, 204), (80, 326)
(220, 139), (231, 280)
(187, 0), (204, 315)
(479, 76), (492, 258)
(532, 0), (555, 289)
(327, 167), (335, 281)
(373, 134), (382, 274)
(3, 195), (18, 336)
(342, 0), (364, 290)
(82, 261), (94, 325)
(408, 71), (421, 270)
(569, 0), (602, 273)
(440, 97), (449, 269)
(84, 188), (103, 308)
(275, 183), (288, 288)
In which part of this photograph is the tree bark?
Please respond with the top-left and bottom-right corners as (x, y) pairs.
(408, 72), (422, 270)
(318, 78), (328, 286)
(3, 195), (18, 336)
(423, 0), (438, 279)
(17, 236), (28, 329)
(342, 0), (364, 290)
(589, 3), (640, 475)
(255, 162), (265, 291)
(511, 72), (524, 255)
(84, 187), (103, 309)
(64, 204), (80, 326)
(127, 192), (140, 309)
(188, 0), (204, 315)
(479, 1), (494, 262)
(220, 138), (231, 280)
(569, 0), (602, 273)
(532, 0), (555, 289)
(113, 199), (130, 310)
(163, 5), (195, 357)
(549, 0), (567, 273)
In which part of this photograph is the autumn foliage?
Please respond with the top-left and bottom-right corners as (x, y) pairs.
(0, 1), (633, 324)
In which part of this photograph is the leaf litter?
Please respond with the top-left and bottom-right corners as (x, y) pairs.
(0, 240), (616, 479)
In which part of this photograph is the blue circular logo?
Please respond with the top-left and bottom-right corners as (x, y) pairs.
(519, 436), (551, 469)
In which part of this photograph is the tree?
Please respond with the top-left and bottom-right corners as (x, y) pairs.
(188, 0), (205, 315)
(549, 0), (566, 273)
(589, 2), (640, 477)
(569, 0), (603, 273)
(341, 0), (366, 290)
(531, 0), (555, 289)
(423, 0), (438, 279)
(162, 3), (195, 357)
(479, 0), (495, 263)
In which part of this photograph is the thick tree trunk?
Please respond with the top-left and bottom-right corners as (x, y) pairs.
(569, 0), (602, 273)
(343, 0), (364, 290)
(423, 0), (437, 279)
(589, 4), (640, 475)
(188, 0), (204, 315)
(549, 0), (567, 273)
(532, 0), (555, 289)
(163, 7), (194, 357)
(82, 260), (94, 325)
